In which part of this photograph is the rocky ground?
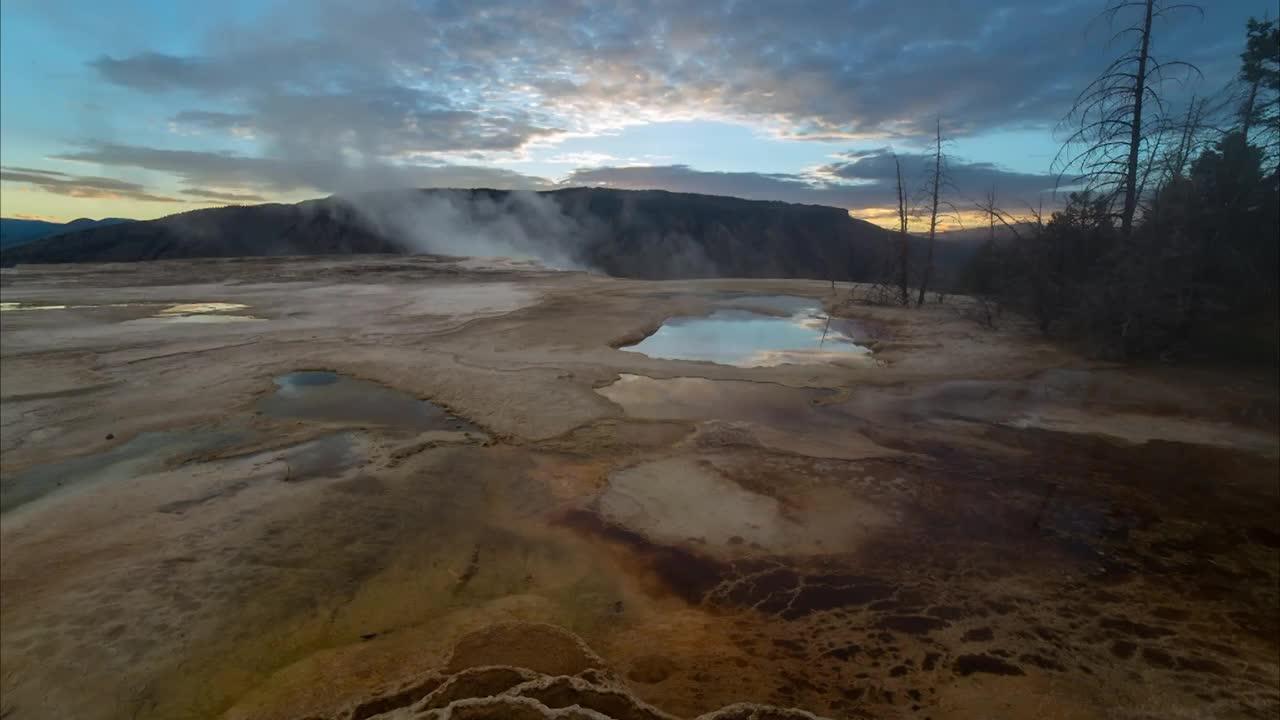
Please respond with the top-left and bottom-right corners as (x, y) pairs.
(1, 256), (1276, 720)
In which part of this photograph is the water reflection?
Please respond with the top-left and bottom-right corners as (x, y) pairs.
(622, 296), (871, 367)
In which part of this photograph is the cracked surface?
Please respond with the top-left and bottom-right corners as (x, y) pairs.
(1, 256), (1276, 720)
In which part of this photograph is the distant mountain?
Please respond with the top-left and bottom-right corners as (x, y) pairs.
(3, 201), (403, 267)
(2, 217), (133, 249)
(1, 189), (981, 282)
(0, 217), (133, 250)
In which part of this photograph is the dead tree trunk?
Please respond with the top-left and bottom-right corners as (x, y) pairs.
(1241, 69), (1259, 139)
(894, 154), (910, 306)
(987, 187), (997, 244)
(1120, 0), (1155, 238)
(917, 118), (943, 305)
(1169, 97), (1203, 183)
(988, 188), (1002, 318)
(1054, 1), (1200, 239)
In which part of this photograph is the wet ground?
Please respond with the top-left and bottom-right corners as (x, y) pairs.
(259, 371), (482, 433)
(0, 256), (1276, 720)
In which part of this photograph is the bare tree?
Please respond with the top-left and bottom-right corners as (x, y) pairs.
(1121, 0), (1156, 236)
(1241, 48), (1261, 139)
(852, 226), (904, 306)
(917, 119), (943, 305)
(894, 153), (911, 305)
(1055, 0), (1202, 238)
(1165, 95), (1208, 183)
(917, 117), (959, 305)
(982, 186), (1002, 318)
(973, 194), (1062, 333)
(1143, 93), (1214, 225)
(955, 189), (1008, 329)
(986, 187), (997, 245)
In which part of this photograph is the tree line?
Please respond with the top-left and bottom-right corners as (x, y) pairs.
(863, 1), (1279, 364)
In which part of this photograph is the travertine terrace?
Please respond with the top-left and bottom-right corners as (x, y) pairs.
(2, 256), (1277, 720)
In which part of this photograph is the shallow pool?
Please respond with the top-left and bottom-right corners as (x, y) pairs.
(0, 425), (249, 513)
(621, 296), (872, 367)
(259, 371), (480, 432)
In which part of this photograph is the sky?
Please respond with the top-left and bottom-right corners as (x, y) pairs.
(0, 0), (1271, 230)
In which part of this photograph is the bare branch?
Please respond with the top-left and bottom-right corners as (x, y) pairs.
(1058, 0), (1203, 237)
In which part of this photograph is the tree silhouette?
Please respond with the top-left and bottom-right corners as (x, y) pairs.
(894, 153), (911, 305)
(1055, 0), (1202, 238)
(1238, 17), (1279, 167)
(917, 117), (960, 305)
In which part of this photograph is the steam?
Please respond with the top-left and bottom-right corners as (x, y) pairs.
(338, 189), (589, 270)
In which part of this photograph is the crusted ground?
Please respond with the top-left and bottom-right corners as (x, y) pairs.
(1, 256), (1276, 720)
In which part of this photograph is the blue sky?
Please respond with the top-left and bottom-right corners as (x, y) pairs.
(0, 0), (1271, 227)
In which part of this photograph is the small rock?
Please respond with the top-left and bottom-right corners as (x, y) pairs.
(105, 433), (115, 440)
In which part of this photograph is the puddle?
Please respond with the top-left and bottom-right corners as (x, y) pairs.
(276, 433), (360, 480)
(0, 426), (249, 513)
(0, 302), (69, 312)
(119, 301), (264, 325)
(126, 314), (264, 325)
(621, 296), (871, 367)
(156, 433), (360, 514)
(158, 303), (250, 315)
(1, 301), (257, 320)
(259, 371), (480, 432)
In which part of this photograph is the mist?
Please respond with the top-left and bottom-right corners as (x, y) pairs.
(337, 189), (589, 270)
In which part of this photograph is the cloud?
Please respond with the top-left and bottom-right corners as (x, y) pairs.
(566, 150), (1061, 217)
(0, 166), (182, 203)
(28, 0), (1257, 209)
(52, 142), (553, 195)
(171, 90), (563, 158)
(543, 152), (620, 166)
(170, 110), (256, 138)
(3, 166), (71, 177)
(9, 213), (60, 222)
(815, 149), (1065, 203)
(93, 52), (239, 93)
(567, 164), (836, 203)
(179, 188), (269, 203)
(87, 0), (1243, 150)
